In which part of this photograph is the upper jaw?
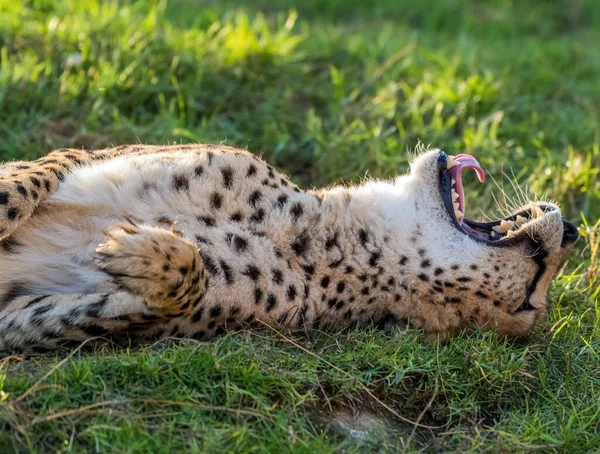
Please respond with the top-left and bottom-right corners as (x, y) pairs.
(436, 151), (577, 247)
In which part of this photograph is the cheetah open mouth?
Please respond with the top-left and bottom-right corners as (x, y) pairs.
(438, 152), (562, 244)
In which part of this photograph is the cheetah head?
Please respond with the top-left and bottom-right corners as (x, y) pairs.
(385, 149), (579, 340)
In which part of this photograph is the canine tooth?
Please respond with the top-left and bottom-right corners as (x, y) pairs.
(533, 207), (544, 218)
(516, 215), (527, 226)
(506, 230), (517, 238)
(492, 225), (504, 233)
(447, 159), (461, 169)
(500, 220), (515, 231)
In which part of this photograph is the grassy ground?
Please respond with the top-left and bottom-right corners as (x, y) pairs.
(1, 0), (599, 451)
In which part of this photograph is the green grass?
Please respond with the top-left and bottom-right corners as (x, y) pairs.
(1, 0), (599, 451)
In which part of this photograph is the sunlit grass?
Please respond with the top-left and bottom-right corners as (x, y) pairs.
(0, 0), (599, 452)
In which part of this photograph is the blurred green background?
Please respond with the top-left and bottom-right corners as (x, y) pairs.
(0, 1), (599, 452)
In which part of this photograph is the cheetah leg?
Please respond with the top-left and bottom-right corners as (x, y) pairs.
(0, 292), (165, 354)
(0, 148), (115, 238)
(95, 220), (208, 318)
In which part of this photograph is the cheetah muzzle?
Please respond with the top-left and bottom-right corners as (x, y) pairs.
(0, 145), (578, 354)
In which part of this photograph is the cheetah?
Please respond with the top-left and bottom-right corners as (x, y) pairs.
(0, 144), (579, 353)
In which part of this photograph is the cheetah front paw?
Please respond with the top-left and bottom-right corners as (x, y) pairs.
(95, 220), (207, 316)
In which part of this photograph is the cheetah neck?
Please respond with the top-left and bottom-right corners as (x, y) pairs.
(291, 180), (456, 332)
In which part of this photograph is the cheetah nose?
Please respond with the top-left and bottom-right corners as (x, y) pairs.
(561, 220), (579, 247)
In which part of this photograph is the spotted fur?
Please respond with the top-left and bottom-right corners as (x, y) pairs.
(0, 144), (576, 353)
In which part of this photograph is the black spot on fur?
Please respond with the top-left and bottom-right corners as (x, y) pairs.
(287, 285), (297, 301)
(16, 184), (27, 197)
(302, 285), (310, 299)
(276, 194), (288, 208)
(291, 235), (309, 256)
(272, 269), (283, 284)
(434, 268), (444, 276)
(369, 253), (380, 267)
(457, 277), (472, 283)
(320, 276), (330, 288)
(172, 174), (189, 191)
(449, 297), (462, 303)
(191, 307), (204, 323)
(451, 264), (460, 270)
(0, 192), (8, 205)
(64, 154), (80, 162)
(229, 234), (248, 252)
(199, 252), (219, 275)
(250, 208), (265, 223)
(470, 264), (478, 270)
(32, 303), (53, 316)
(82, 324), (109, 336)
(290, 203), (303, 221)
(7, 207), (19, 220)
(325, 234), (338, 250)
(475, 291), (488, 299)
(493, 300), (501, 307)
(421, 259), (431, 268)
(358, 229), (368, 246)
(266, 294), (277, 312)
(85, 295), (110, 318)
(198, 216), (216, 227)
(220, 261), (233, 284)
(246, 164), (257, 177)
(345, 265), (354, 273)
(194, 165), (204, 177)
(336, 281), (346, 293)
(210, 193), (223, 209)
(210, 305), (222, 318)
(24, 295), (50, 308)
(243, 265), (261, 281)
(230, 212), (243, 222)
(248, 190), (262, 207)
(254, 288), (263, 304)
(195, 235), (211, 245)
(0, 236), (22, 254)
(221, 167), (234, 189)
(417, 273), (429, 282)
(302, 264), (315, 276)
(399, 256), (408, 266)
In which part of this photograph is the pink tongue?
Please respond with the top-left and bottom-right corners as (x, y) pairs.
(451, 154), (485, 183)
(449, 154), (486, 217)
